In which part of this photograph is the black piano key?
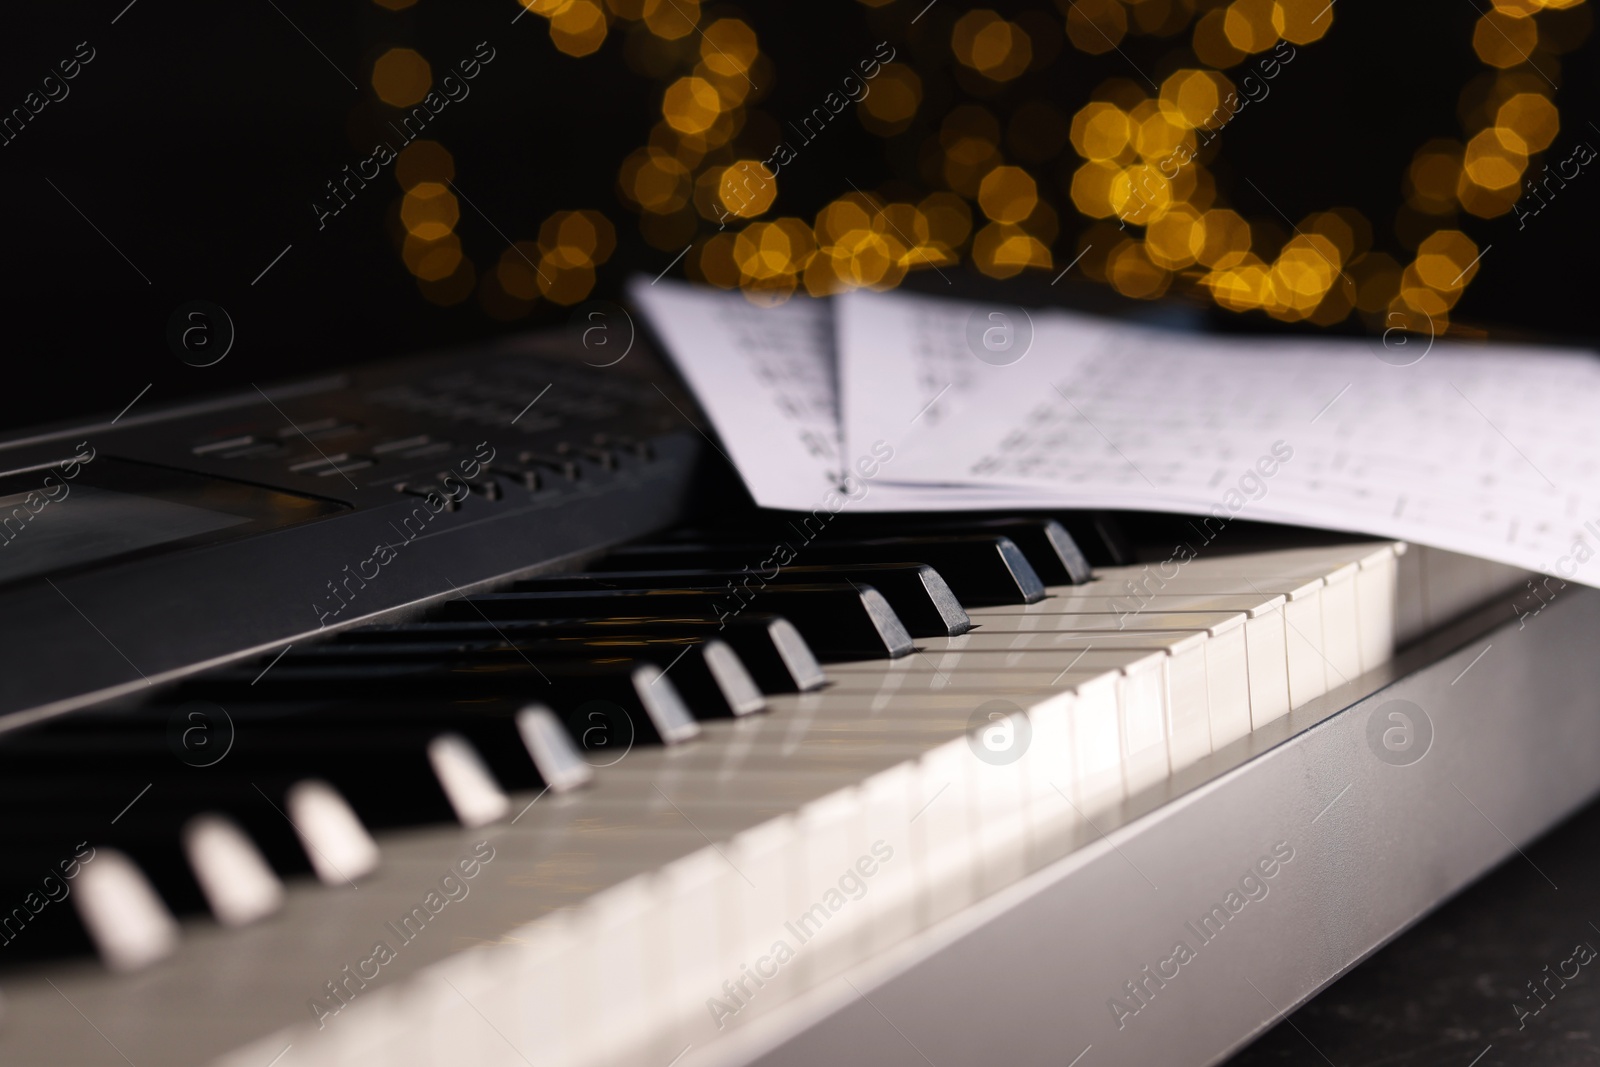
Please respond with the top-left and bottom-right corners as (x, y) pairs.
(839, 518), (1093, 585)
(0, 729), (466, 832)
(278, 638), (765, 718)
(1055, 512), (1135, 567)
(181, 660), (700, 746)
(0, 842), (103, 964)
(600, 535), (1045, 605)
(441, 586), (915, 660)
(340, 614), (828, 692)
(517, 563), (970, 637)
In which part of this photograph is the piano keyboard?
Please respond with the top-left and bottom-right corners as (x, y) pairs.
(0, 510), (1537, 1067)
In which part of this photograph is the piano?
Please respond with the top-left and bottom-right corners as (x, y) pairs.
(0, 327), (1589, 1067)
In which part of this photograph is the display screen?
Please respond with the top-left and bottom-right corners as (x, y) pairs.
(0, 457), (345, 587)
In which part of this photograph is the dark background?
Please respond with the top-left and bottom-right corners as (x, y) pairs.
(1, 1), (1593, 430)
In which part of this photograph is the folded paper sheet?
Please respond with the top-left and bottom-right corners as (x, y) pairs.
(633, 278), (1600, 587)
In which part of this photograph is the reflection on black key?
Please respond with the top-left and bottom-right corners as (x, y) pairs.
(183, 660), (700, 745)
(604, 535), (1045, 605)
(280, 638), (764, 718)
(1055, 512), (1134, 566)
(342, 615), (827, 692)
(443, 586), (914, 660)
(521, 563), (969, 637)
(782, 516), (1092, 585)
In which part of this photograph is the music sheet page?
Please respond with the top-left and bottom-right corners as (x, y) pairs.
(629, 279), (844, 510)
(838, 288), (1600, 584)
(634, 280), (1600, 585)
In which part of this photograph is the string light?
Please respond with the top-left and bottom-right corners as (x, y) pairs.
(371, 0), (1588, 323)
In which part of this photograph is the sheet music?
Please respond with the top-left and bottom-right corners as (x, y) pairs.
(629, 279), (844, 510)
(839, 288), (1600, 585)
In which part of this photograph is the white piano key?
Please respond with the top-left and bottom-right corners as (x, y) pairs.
(965, 711), (1033, 896)
(857, 763), (919, 955)
(182, 814), (284, 927)
(793, 790), (864, 987)
(704, 638), (767, 716)
(725, 816), (800, 1001)
(1068, 672), (1124, 818)
(1281, 585), (1330, 708)
(1354, 544), (1400, 674)
(515, 706), (594, 793)
(1165, 635), (1213, 771)
(914, 739), (975, 926)
(990, 592), (1275, 617)
(509, 916), (577, 1067)
(427, 734), (512, 828)
(1113, 651), (1170, 792)
(1243, 606), (1292, 727)
(657, 849), (737, 1029)
(1319, 562), (1363, 689)
(176, 538), (1417, 1067)
(285, 780), (381, 886)
(962, 610), (1246, 633)
(72, 849), (179, 972)
(632, 664), (701, 744)
(1020, 691), (1080, 867)
(1204, 615), (1253, 748)
(572, 877), (661, 1064)
(826, 647), (1179, 675)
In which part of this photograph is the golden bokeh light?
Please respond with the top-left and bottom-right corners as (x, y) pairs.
(538, 210), (617, 268)
(1413, 230), (1480, 290)
(699, 18), (758, 76)
(717, 160), (779, 219)
(400, 182), (459, 241)
(978, 166), (1039, 224)
(972, 223), (1051, 280)
(952, 11), (1033, 81)
(1109, 164), (1174, 224)
(1463, 127), (1527, 189)
(1146, 205), (1206, 269)
(860, 64), (923, 135)
(549, 0), (608, 57)
(372, 47), (432, 108)
(394, 140), (455, 191)
(1064, 0), (1129, 55)
(1070, 101), (1134, 161)
(1132, 100), (1194, 160)
(521, 0), (577, 16)
(1473, 10), (1539, 66)
(1070, 159), (1123, 219)
(1108, 240), (1172, 299)
(1494, 92), (1560, 152)
(1203, 254), (1273, 312)
(403, 233), (462, 281)
(919, 192), (973, 253)
(662, 75), (722, 134)
(1198, 208), (1252, 269)
(1224, 0), (1280, 53)
(1271, 0), (1333, 45)
(1193, 8), (1248, 67)
(620, 148), (691, 213)
(643, 0), (698, 39)
(537, 260), (597, 305)
(1405, 140), (1464, 213)
(1160, 69), (1233, 130)
(497, 242), (545, 301)
(696, 233), (741, 288)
